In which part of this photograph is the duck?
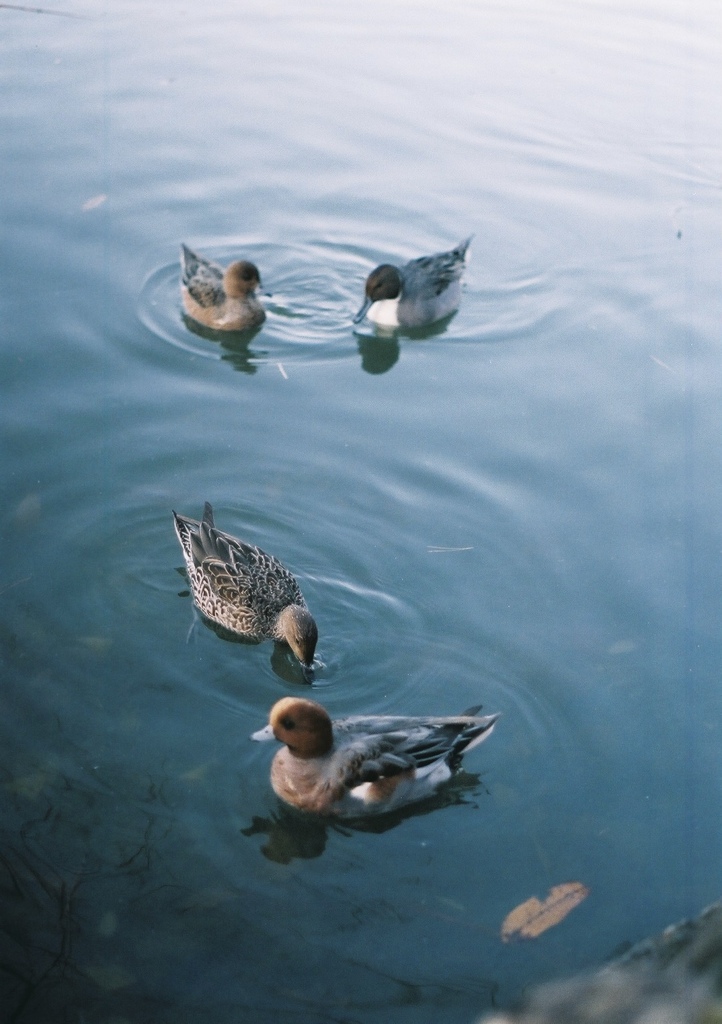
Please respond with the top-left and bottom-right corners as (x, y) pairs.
(173, 503), (317, 670)
(353, 237), (472, 329)
(251, 697), (499, 816)
(180, 244), (266, 331)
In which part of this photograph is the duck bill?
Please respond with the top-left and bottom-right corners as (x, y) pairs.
(353, 296), (372, 324)
(251, 725), (275, 741)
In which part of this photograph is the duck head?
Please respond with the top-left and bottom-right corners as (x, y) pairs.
(252, 697), (333, 758)
(276, 604), (318, 669)
(223, 260), (262, 298)
(353, 264), (402, 323)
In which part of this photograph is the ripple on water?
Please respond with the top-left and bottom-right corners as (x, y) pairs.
(137, 239), (373, 368)
(66, 490), (426, 717)
(136, 235), (541, 377)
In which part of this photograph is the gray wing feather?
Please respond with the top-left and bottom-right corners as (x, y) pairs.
(404, 237), (472, 297)
(335, 709), (493, 783)
(180, 245), (225, 308)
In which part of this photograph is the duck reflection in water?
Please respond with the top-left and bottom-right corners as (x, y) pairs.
(177, 606), (316, 686)
(181, 313), (265, 375)
(355, 313), (463, 375)
(356, 332), (400, 374)
(241, 769), (488, 863)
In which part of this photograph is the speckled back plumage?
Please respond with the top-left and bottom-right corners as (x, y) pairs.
(173, 502), (308, 641)
(180, 244), (225, 309)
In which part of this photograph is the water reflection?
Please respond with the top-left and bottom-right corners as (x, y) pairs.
(242, 770), (488, 863)
(355, 312), (460, 374)
(1, 761), (496, 1021)
(269, 642), (317, 685)
(357, 334), (400, 374)
(181, 314), (264, 375)
(178, 586), (315, 685)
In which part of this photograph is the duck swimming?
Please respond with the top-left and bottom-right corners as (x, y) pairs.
(252, 697), (499, 816)
(180, 244), (266, 332)
(173, 503), (317, 670)
(354, 237), (472, 329)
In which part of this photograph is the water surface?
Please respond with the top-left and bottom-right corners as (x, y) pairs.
(1, 0), (721, 1021)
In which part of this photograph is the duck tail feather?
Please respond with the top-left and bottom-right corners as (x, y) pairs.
(202, 502), (215, 528)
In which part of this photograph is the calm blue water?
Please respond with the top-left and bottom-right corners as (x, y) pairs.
(1, 0), (721, 1021)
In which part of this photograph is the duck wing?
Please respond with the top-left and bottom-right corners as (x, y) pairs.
(174, 502), (307, 635)
(203, 539), (304, 613)
(195, 504), (305, 611)
(224, 536), (305, 610)
(335, 709), (497, 786)
(404, 237), (472, 297)
(180, 244), (225, 308)
(335, 732), (418, 787)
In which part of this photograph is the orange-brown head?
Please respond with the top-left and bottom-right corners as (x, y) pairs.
(261, 697), (333, 759)
(223, 260), (262, 298)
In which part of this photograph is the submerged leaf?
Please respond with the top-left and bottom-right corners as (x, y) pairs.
(501, 882), (589, 942)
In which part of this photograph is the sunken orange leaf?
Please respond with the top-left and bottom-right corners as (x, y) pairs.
(501, 882), (589, 942)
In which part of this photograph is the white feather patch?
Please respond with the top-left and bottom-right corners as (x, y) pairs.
(367, 297), (400, 327)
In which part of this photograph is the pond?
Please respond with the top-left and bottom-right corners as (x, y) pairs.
(1, 0), (721, 1021)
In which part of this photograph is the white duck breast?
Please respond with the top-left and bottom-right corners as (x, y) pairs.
(367, 297), (402, 327)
